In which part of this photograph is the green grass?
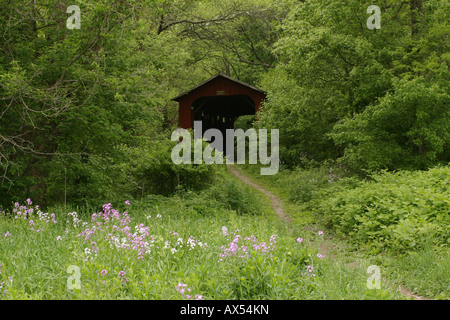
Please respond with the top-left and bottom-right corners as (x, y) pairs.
(383, 244), (450, 299)
(0, 169), (406, 300)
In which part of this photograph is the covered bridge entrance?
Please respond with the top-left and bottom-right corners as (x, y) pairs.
(172, 74), (266, 149)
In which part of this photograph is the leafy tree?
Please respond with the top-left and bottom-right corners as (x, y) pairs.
(257, 0), (449, 170)
(332, 78), (450, 170)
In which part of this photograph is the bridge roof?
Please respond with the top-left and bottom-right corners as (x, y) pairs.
(171, 73), (265, 102)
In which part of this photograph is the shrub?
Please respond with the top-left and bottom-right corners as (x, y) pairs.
(315, 166), (450, 253)
(46, 138), (218, 207)
(332, 78), (450, 171)
(275, 161), (351, 203)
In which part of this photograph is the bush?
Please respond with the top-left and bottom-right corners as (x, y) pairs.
(315, 166), (450, 253)
(269, 161), (352, 203)
(332, 78), (450, 171)
(46, 138), (218, 207)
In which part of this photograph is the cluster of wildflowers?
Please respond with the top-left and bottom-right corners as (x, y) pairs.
(130, 224), (153, 261)
(12, 201), (34, 220)
(118, 270), (129, 284)
(67, 212), (86, 228)
(186, 235), (206, 250)
(176, 282), (203, 300)
(222, 226), (229, 237)
(77, 203), (155, 262)
(165, 234), (207, 255)
(7, 200), (58, 232)
(76, 203), (197, 263)
(316, 231), (325, 258)
(37, 211), (57, 225)
(146, 214), (162, 220)
(304, 265), (316, 277)
(84, 247), (95, 261)
(218, 230), (277, 262)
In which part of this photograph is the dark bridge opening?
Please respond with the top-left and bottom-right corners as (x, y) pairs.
(193, 95), (255, 135)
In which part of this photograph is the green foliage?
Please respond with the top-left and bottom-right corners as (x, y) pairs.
(332, 78), (450, 171)
(5, 0), (449, 302)
(315, 166), (450, 253)
(45, 138), (218, 207)
(257, 0), (450, 170)
(234, 115), (256, 131)
(284, 167), (331, 203)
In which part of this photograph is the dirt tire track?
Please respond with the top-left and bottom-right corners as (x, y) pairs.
(227, 165), (291, 223)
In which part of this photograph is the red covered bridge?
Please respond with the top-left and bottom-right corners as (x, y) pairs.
(172, 73), (266, 134)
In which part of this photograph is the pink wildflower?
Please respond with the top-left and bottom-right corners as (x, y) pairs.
(118, 270), (128, 283)
(222, 226), (229, 237)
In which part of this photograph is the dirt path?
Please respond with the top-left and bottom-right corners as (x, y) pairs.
(227, 165), (291, 223)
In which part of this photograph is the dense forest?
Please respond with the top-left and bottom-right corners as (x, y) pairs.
(1, 0), (448, 208)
